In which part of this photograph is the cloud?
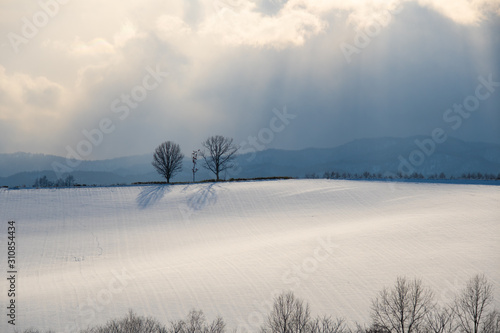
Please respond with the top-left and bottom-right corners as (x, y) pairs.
(285, 0), (403, 27)
(0, 66), (72, 151)
(0, 66), (65, 121)
(41, 21), (146, 89)
(46, 21), (142, 57)
(156, 15), (192, 39)
(75, 63), (112, 88)
(198, 1), (328, 48)
(417, 0), (500, 25)
(195, 0), (500, 48)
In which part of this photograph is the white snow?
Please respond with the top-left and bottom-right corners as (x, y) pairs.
(0, 179), (499, 332)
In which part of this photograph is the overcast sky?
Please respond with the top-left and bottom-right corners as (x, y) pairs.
(1, 0), (499, 159)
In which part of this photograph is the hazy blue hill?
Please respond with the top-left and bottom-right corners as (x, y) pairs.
(0, 152), (67, 178)
(236, 137), (500, 178)
(0, 153), (155, 178)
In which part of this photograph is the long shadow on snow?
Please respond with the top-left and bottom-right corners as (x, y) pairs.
(136, 185), (171, 209)
(186, 183), (218, 211)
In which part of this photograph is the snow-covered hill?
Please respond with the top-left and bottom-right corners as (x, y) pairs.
(0, 179), (499, 332)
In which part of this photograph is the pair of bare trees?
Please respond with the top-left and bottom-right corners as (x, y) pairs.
(261, 292), (348, 333)
(370, 274), (497, 333)
(152, 135), (238, 183)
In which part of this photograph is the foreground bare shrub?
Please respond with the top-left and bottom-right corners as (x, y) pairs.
(80, 310), (167, 333)
(169, 309), (226, 333)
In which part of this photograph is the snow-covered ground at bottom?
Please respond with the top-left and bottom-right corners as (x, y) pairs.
(0, 179), (499, 332)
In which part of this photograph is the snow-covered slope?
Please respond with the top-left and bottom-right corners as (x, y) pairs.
(0, 180), (499, 332)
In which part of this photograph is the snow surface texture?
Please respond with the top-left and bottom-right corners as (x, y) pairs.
(0, 180), (499, 332)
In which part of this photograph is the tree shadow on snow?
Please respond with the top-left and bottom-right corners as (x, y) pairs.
(136, 185), (171, 209)
(186, 183), (219, 212)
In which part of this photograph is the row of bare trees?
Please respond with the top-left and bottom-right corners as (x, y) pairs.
(152, 135), (239, 183)
(22, 274), (498, 333)
(261, 274), (498, 333)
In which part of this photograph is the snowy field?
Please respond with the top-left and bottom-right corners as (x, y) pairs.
(0, 179), (499, 332)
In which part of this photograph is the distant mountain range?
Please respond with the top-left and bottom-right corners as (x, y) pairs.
(1, 136), (499, 187)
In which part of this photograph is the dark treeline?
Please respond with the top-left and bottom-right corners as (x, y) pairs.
(22, 274), (499, 333)
(33, 174), (75, 188)
(306, 171), (500, 181)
